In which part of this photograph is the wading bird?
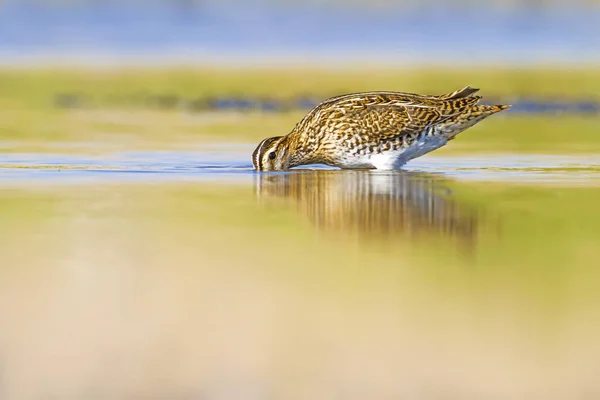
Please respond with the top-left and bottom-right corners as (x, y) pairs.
(252, 86), (509, 171)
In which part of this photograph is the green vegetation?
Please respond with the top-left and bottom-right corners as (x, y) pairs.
(1, 67), (599, 154)
(3, 67), (600, 109)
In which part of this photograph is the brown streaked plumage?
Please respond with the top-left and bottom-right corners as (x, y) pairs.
(251, 86), (510, 171)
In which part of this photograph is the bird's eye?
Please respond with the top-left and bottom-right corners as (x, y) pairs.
(268, 152), (276, 160)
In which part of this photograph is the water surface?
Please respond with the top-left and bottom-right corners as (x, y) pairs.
(0, 148), (598, 184)
(1, 147), (599, 399)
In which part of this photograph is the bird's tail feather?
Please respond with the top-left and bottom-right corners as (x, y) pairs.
(438, 85), (480, 100)
(438, 104), (511, 139)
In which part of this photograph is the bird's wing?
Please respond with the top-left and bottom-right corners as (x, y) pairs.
(322, 93), (481, 144)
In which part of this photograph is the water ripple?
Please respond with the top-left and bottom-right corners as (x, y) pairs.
(0, 150), (598, 186)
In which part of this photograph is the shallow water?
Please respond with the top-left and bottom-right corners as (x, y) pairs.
(1, 146), (600, 399)
(0, 148), (599, 184)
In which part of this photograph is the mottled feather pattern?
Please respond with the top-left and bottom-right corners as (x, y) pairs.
(252, 86), (510, 170)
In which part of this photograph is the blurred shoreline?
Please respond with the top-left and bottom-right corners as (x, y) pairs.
(2, 52), (600, 68)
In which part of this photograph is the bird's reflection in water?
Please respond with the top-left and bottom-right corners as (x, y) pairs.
(255, 170), (483, 250)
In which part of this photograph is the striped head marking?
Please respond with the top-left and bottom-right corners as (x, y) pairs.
(252, 136), (289, 171)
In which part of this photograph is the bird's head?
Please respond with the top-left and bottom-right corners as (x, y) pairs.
(252, 136), (291, 171)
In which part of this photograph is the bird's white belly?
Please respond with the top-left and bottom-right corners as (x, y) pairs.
(342, 135), (448, 170)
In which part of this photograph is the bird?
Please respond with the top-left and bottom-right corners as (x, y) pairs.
(251, 86), (510, 171)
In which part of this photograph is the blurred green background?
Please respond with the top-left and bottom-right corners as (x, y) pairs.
(1, 67), (599, 154)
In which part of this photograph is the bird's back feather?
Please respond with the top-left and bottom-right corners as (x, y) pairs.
(285, 88), (510, 167)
